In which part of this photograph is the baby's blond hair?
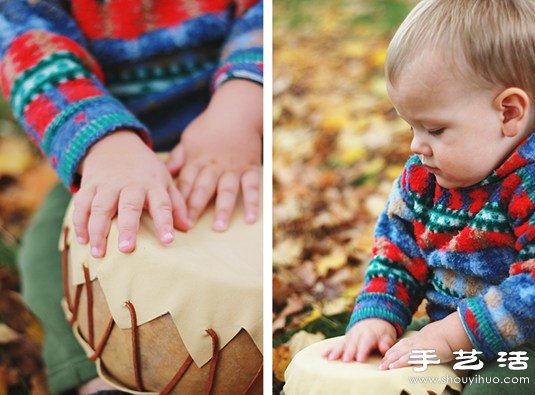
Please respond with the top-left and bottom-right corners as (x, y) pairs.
(386, 0), (535, 102)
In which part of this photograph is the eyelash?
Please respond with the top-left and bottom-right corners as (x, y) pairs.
(428, 128), (445, 136)
(410, 127), (445, 136)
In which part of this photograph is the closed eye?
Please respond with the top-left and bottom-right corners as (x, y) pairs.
(428, 128), (445, 136)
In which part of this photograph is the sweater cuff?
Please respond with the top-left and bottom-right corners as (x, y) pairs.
(212, 48), (263, 90)
(50, 97), (150, 191)
(346, 293), (413, 336)
(457, 298), (509, 360)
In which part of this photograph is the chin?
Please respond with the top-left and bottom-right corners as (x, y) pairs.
(435, 177), (474, 189)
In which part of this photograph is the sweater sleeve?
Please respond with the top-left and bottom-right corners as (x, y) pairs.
(211, 0), (263, 90)
(457, 171), (535, 360)
(0, 0), (150, 191)
(347, 157), (431, 335)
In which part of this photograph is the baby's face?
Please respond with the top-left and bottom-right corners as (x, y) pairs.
(387, 53), (517, 189)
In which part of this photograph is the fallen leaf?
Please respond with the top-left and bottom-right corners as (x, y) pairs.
(0, 324), (19, 344)
(273, 345), (292, 382)
(273, 294), (306, 333)
(322, 297), (350, 316)
(273, 238), (305, 267)
(315, 249), (347, 277)
(288, 330), (326, 357)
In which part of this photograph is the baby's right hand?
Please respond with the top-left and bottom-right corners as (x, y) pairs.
(73, 130), (190, 258)
(322, 318), (397, 363)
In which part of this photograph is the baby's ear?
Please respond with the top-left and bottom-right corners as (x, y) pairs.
(493, 87), (531, 138)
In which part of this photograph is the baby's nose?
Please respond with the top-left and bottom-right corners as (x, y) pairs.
(410, 135), (432, 157)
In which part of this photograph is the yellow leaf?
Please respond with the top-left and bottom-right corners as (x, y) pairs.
(0, 137), (34, 176)
(340, 42), (369, 59)
(299, 305), (322, 327)
(322, 297), (349, 316)
(316, 249), (347, 277)
(385, 165), (404, 180)
(363, 156), (386, 175)
(273, 345), (292, 382)
(350, 117), (371, 133)
(320, 110), (352, 133)
(340, 146), (366, 165)
(368, 47), (387, 68)
(273, 238), (304, 267)
(343, 283), (364, 300)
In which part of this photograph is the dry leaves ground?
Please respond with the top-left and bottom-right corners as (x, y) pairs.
(0, 98), (57, 394)
(273, 0), (420, 392)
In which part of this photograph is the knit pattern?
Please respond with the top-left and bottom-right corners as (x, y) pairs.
(347, 134), (535, 360)
(0, 0), (263, 190)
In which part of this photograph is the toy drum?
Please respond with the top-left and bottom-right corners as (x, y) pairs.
(59, 197), (263, 394)
(284, 336), (465, 395)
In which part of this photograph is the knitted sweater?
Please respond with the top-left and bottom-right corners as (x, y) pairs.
(0, 0), (263, 190)
(347, 133), (535, 360)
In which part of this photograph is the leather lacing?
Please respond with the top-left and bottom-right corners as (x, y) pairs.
(62, 227), (262, 394)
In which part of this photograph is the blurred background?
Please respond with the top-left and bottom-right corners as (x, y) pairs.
(0, 94), (57, 392)
(273, 0), (420, 392)
(0, 0), (427, 393)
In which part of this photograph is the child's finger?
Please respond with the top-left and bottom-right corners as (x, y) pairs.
(321, 347), (334, 358)
(327, 345), (344, 361)
(168, 184), (190, 231)
(72, 188), (95, 244)
(166, 144), (185, 176)
(342, 341), (358, 363)
(213, 171), (240, 232)
(388, 353), (410, 370)
(378, 335), (395, 356)
(240, 167), (260, 223)
(187, 166), (217, 223)
(177, 163), (201, 201)
(356, 337), (375, 362)
(117, 187), (145, 253)
(380, 345), (401, 370)
(147, 188), (175, 244)
(88, 189), (119, 258)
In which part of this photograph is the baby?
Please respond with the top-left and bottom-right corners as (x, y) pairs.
(324, 0), (535, 382)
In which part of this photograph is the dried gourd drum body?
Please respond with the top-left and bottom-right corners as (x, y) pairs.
(60, 199), (263, 395)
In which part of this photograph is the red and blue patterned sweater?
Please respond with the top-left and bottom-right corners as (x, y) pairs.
(0, 0), (263, 190)
(347, 133), (535, 360)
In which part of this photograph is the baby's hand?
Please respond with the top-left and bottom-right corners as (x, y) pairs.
(166, 80), (262, 232)
(379, 312), (473, 370)
(378, 324), (453, 370)
(73, 130), (190, 258)
(322, 318), (397, 363)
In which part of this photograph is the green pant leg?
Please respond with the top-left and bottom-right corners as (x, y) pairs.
(17, 183), (97, 394)
(462, 342), (535, 395)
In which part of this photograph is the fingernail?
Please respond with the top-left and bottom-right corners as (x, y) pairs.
(77, 236), (86, 244)
(91, 247), (101, 257)
(162, 232), (174, 243)
(245, 212), (256, 223)
(357, 353), (363, 362)
(213, 219), (226, 231)
(119, 240), (131, 250)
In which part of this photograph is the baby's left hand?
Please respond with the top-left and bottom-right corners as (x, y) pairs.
(379, 325), (454, 370)
(166, 80), (262, 231)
